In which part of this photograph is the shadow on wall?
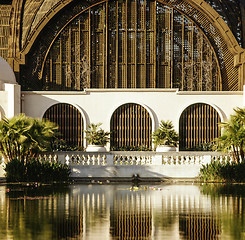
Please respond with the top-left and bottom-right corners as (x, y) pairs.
(69, 163), (201, 179)
(0, 105), (5, 119)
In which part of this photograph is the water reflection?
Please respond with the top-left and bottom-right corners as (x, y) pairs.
(110, 191), (152, 238)
(0, 183), (244, 239)
(179, 214), (220, 240)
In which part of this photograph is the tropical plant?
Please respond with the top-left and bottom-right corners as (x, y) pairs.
(217, 107), (245, 163)
(0, 114), (58, 162)
(85, 123), (110, 146)
(51, 138), (84, 151)
(152, 120), (179, 147)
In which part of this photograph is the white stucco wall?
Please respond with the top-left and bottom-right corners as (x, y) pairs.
(0, 57), (21, 119)
(22, 89), (243, 133)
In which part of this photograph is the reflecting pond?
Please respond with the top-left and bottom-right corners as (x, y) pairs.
(0, 183), (245, 240)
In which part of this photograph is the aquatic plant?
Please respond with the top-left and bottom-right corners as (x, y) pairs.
(5, 158), (71, 183)
(199, 160), (245, 182)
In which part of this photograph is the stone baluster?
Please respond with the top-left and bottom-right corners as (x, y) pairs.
(119, 155), (122, 165)
(53, 154), (58, 162)
(75, 155), (79, 164)
(87, 155), (91, 165)
(170, 156), (175, 165)
(92, 155), (96, 165)
(190, 156), (195, 164)
(180, 156), (185, 165)
(65, 155), (70, 165)
(114, 155), (118, 165)
(97, 154), (101, 165)
(136, 156), (140, 165)
(48, 154), (53, 162)
(102, 155), (106, 165)
(141, 156), (145, 165)
(70, 155), (75, 164)
(125, 156), (129, 165)
(129, 156), (133, 165)
(80, 155), (84, 165)
(162, 156), (167, 165)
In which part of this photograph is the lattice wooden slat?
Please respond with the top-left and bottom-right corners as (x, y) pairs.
(179, 103), (221, 151)
(41, 0), (224, 91)
(0, 5), (11, 60)
(110, 103), (152, 150)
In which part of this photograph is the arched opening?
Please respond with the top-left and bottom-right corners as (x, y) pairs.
(179, 103), (221, 151)
(43, 103), (83, 149)
(110, 103), (152, 151)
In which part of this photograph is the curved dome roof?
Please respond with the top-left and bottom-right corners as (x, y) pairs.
(20, 0), (244, 48)
(0, 57), (17, 84)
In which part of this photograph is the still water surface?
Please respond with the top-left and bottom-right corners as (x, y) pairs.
(0, 183), (244, 240)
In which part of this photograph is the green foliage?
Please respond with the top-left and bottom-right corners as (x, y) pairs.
(217, 107), (245, 162)
(201, 183), (245, 197)
(4, 158), (25, 182)
(111, 145), (152, 151)
(199, 161), (245, 182)
(51, 139), (84, 151)
(187, 141), (216, 151)
(85, 123), (110, 146)
(199, 161), (224, 182)
(5, 158), (71, 183)
(152, 120), (179, 147)
(0, 114), (58, 162)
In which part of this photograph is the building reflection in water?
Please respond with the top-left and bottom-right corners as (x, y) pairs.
(1, 184), (244, 239)
(179, 213), (221, 240)
(110, 191), (152, 238)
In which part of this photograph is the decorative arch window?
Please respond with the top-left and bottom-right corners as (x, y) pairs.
(43, 103), (83, 148)
(41, 0), (221, 91)
(179, 103), (221, 151)
(110, 103), (152, 150)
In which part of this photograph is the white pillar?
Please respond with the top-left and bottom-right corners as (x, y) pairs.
(4, 83), (21, 118)
(244, 85), (245, 106)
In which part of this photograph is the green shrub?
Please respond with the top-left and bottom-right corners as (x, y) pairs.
(5, 158), (71, 183)
(200, 161), (245, 182)
(110, 145), (152, 151)
(186, 141), (216, 151)
(4, 158), (25, 182)
(51, 139), (84, 151)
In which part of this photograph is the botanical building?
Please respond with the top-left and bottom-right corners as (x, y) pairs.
(0, 0), (245, 150)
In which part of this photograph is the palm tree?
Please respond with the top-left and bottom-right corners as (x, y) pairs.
(218, 108), (245, 163)
(152, 120), (179, 147)
(0, 114), (58, 162)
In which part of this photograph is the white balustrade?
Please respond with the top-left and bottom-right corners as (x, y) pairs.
(36, 151), (234, 178)
(40, 151), (233, 167)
